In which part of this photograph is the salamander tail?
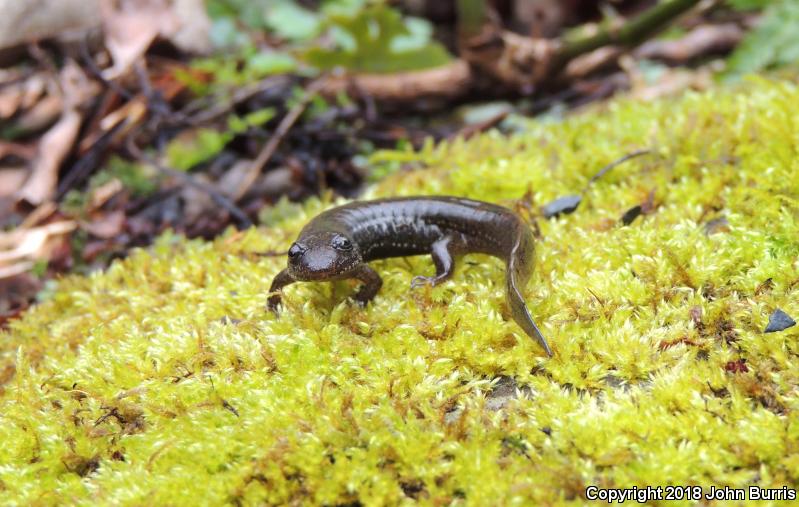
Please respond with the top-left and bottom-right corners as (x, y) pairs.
(506, 225), (552, 356)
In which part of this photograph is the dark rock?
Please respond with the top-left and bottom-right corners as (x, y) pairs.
(764, 308), (796, 333)
(704, 216), (730, 235)
(620, 204), (643, 225)
(542, 194), (582, 218)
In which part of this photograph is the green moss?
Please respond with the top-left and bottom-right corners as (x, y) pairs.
(2, 76), (799, 505)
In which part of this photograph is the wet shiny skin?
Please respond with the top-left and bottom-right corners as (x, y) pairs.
(267, 196), (552, 356)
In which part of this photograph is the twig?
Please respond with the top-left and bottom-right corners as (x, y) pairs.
(79, 37), (134, 101)
(181, 76), (291, 125)
(582, 149), (652, 193)
(250, 79), (325, 178)
(56, 121), (127, 199)
(553, 0), (702, 72)
(449, 110), (509, 140)
(126, 138), (253, 228)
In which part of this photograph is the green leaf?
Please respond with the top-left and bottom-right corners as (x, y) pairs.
(246, 52), (297, 76)
(166, 128), (231, 171)
(303, 5), (451, 73)
(726, 0), (771, 10)
(209, 17), (252, 48)
(266, 1), (321, 41)
(725, 0), (799, 79)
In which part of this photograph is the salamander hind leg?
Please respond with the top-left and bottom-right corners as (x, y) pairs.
(410, 235), (459, 289)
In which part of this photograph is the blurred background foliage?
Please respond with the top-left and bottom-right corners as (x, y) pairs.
(202, 0), (799, 81)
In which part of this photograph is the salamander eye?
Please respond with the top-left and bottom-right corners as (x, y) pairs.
(331, 236), (352, 250)
(288, 243), (305, 258)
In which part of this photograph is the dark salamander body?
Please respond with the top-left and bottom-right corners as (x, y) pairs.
(267, 196), (552, 356)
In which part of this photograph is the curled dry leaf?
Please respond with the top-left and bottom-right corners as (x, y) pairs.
(81, 210), (126, 239)
(217, 159), (261, 202)
(16, 62), (97, 206)
(101, 0), (179, 79)
(16, 109), (81, 206)
(89, 178), (124, 211)
(99, 0), (212, 79)
(0, 0), (101, 51)
(0, 168), (28, 197)
(19, 202), (58, 229)
(0, 220), (76, 280)
(635, 24), (744, 64)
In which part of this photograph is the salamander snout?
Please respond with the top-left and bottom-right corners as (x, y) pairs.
(287, 232), (361, 280)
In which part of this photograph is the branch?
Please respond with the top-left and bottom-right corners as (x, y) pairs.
(553, 0), (702, 71)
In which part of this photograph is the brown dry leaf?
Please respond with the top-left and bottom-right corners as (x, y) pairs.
(15, 94), (63, 134)
(0, 83), (24, 118)
(83, 96), (148, 149)
(16, 108), (82, 206)
(565, 46), (623, 80)
(0, 71), (48, 118)
(0, 261), (35, 280)
(19, 202), (58, 229)
(170, 0), (211, 54)
(89, 178), (124, 211)
(0, 221), (76, 280)
(217, 159), (260, 201)
(180, 175), (213, 222)
(100, 0), (180, 79)
(16, 62), (97, 206)
(620, 56), (716, 101)
(0, 168), (28, 197)
(635, 24), (743, 64)
(0, 0), (102, 51)
(0, 141), (37, 161)
(81, 210), (125, 239)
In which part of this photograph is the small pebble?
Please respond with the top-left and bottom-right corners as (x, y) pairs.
(704, 216), (730, 235)
(620, 205), (643, 225)
(764, 308), (796, 333)
(542, 194), (582, 218)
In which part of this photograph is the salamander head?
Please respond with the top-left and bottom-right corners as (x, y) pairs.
(287, 231), (362, 280)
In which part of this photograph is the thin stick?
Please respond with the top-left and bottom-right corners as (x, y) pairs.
(583, 149), (652, 193)
(552, 0), (702, 72)
(250, 79), (325, 177)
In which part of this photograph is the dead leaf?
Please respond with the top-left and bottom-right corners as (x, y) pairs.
(100, 0), (180, 79)
(89, 178), (124, 211)
(635, 24), (743, 64)
(217, 159), (260, 201)
(15, 61), (96, 206)
(16, 108), (82, 205)
(15, 94), (63, 134)
(0, 220), (76, 280)
(0, 261), (34, 280)
(0, 141), (37, 161)
(0, 0), (102, 51)
(81, 210), (125, 239)
(0, 168), (28, 197)
(170, 0), (211, 54)
(620, 56), (715, 101)
(0, 82), (24, 118)
(19, 202), (58, 229)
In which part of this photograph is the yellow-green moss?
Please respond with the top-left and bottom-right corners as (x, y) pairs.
(2, 76), (799, 506)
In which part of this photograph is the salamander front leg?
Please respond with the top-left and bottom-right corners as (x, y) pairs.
(411, 235), (458, 289)
(267, 268), (295, 314)
(351, 264), (383, 307)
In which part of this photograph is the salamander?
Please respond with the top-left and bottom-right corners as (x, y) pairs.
(267, 196), (552, 356)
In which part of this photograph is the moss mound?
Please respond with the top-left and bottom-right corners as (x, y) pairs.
(2, 77), (799, 505)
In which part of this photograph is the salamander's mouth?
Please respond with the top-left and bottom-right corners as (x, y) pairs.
(288, 245), (360, 281)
